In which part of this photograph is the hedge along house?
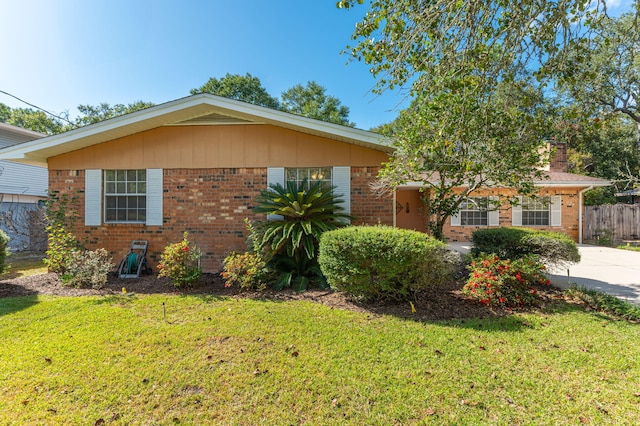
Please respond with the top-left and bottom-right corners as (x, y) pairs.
(0, 94), (394, 271)
(0, 94), (609, 271)
(395, 142), (610, 243)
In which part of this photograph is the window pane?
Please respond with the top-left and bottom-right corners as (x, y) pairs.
(104, 170), (147, 223)
(128, 196), (138, 209)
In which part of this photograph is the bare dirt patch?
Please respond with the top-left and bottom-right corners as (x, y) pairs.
(0, 271), (566, 322)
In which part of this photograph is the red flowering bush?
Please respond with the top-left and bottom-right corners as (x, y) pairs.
(222, 251), (268, 291)
(462, 254), (551, 307)
(157, 232), (202, 287)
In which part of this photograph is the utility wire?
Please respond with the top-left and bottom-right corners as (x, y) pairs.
(0, 89), (74, 125)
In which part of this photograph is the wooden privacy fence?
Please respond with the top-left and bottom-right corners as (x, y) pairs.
(584, 204), (640, 241)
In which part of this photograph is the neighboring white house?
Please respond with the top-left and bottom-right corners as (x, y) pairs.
(0, 122), (47, 251)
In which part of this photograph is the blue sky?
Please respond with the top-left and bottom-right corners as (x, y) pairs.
(0, 0), (408, 131)
(0, 1), (631, 131)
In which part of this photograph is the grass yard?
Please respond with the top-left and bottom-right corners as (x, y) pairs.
(0, 251), (48, 280)
(1, 293), (639, 425)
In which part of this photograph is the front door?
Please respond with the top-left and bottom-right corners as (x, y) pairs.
(395, 189), (426, 232)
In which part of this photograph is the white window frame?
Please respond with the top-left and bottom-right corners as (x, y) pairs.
(451, 196), (499, 227)
(267, 166), (350, 222)
(104, 169), (147, 224)
(512, 195), (561, 227)
(84, 168), (163, 226)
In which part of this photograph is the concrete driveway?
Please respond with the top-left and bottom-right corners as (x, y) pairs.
(448, 243), (640, 306)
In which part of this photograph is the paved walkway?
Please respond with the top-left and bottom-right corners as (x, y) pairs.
(448, 243), (640, 306)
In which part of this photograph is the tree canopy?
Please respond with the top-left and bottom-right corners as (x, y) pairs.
(74, 101), (155, 127)
(280, 81), (354, 127)
(190, 72), (280, 109)
(558, 10), (640, 154)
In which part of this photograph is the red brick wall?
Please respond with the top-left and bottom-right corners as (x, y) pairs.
(351, 166), (394, 226)
(49, 167), (394, 272)
(442, 188), (582, 242)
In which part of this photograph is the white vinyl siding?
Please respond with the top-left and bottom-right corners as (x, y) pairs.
(0, 160), (48, 198)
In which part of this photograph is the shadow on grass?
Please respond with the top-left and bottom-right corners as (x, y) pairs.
(0, 294), (39, 317)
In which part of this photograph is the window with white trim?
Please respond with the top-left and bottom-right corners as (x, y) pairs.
(521, 196), (550, 226)
(104, 170), (147, 223)
(459, 197), (489, 226)
(286, 167), (332, 189)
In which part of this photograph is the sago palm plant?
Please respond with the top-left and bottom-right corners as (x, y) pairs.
(253, 179), (351, 290)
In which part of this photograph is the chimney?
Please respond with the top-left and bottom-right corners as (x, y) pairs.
(549, 142), (568, 173)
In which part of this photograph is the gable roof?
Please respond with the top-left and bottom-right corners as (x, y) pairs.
(0, 94), (391, 167)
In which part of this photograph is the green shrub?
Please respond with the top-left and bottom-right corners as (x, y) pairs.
(61, 248), (113, 289)
(252, 180), (351, 291)
(462, 253), (550, 307)
(471, 227), (580, 268)
(222, 252), (268, 291)
(158, 232), (202, 287)
(318, 226), (453, 300)
(0, 229), (9, 274)
(44, 224), (83, 274)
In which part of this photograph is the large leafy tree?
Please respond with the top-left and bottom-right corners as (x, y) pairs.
(280, 81), (355, 127)
(190, 72), (280, 109)
(378, 79), (549, 239)
(337, 0), (610, 238)
(558, 10), (640, 156)
(73, 101), (155, 127)
(2, 107), (64, 135)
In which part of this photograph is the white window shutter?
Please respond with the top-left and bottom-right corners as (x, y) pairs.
(266, 167), (285, 221)
(146, 168), (163, 226)
(512, 197), (522, 226)
(488, 196), (500, 226)
(332, 166), (351, 221)
(550, 195), (562, 226)
(85, 169), (102, 226)
(451, 211), (461, 226)
(267, 167), (285, 188)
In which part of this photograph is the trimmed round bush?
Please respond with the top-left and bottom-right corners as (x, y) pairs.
(318, 226), (453, 300)
(0, 229), (8, 274)
(471, 227), (580, 269)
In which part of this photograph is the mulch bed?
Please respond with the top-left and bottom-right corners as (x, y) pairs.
(0, 271), (567, 322)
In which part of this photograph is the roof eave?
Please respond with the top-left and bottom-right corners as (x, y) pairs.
(0, 94), (392, 166)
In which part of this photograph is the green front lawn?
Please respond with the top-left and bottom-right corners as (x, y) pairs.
(1, 294), (639, 424)
(0, 251), (47, 280)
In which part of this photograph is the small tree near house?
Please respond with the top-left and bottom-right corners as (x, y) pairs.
(376, 81), (550, 240)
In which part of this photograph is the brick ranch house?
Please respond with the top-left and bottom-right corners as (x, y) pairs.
(0, 94), (609, 272)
